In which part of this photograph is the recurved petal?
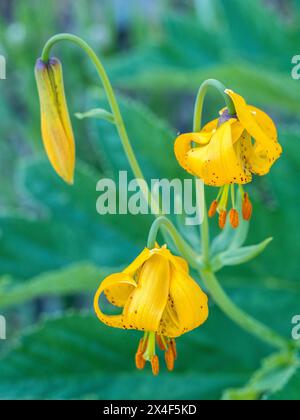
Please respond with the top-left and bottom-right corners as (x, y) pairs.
(104, 273), (137, 307)
(174, 132), (212, 175)
(238, 131), (277, 176)
(123, 254), (170, 332)
(159, 267), (208, 338)
(248, 106), (278, 141)
(94, 273), (136, 328)
(225, 90), (282, 169)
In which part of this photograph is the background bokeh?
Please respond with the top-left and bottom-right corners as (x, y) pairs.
(0, 0), (300, 400)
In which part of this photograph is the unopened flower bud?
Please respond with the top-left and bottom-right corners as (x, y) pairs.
(35, 57), (75, 184)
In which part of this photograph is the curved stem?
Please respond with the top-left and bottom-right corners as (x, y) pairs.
(41, 34), (145, 183)
(200, 268), (289, 350)
(193, 78), (235, 132)
(147, 217), (201, 270)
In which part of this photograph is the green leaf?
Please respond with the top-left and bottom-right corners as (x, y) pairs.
(75, 108), (115, 124)
(88, 94), (181, 180)
(0, 263), (108, 310)
(0, 158), (151, 280)
(211, 238), (273, 272)
(269, 369), (300, 400)
(223, 351), (299, 401)
(0, 311), (265, 400)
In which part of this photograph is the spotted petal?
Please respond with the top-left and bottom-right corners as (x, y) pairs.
(123, 254), (170, 332)
(94, 273), (136, 329)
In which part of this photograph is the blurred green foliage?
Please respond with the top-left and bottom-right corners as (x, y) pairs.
(0, 0), (300, 400)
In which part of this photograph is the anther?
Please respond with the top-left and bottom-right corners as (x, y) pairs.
(208, 200), (218, 218)
(156, 335), (167, 351)
(135, 339), (146, 370)
(229, 209), (239, 229)
(242, 193), (253, 221)
(170, 339), (177, 360)
(151, 355), (160, 376)
(165, 347), (175, 371)
(219, 210), (227, 229)
(135, 353), (146, 370)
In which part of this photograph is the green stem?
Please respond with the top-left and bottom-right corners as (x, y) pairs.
(147, 216), (201, 270)
(200, 269), (289, 350)
(193, 79), (235, 132)
(193, 79), (235, 263)
(41, 34), (145, 183)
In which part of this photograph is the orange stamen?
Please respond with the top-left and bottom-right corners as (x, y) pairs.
(135, 338), (147, 370)
(208, 200), (218, 218)
(170, 339), (177, 360)
(229, 209), (239, 229)
(151, 355), (159, 376)
(135, 353), (146, 370)
(165, 347), (175, 371)
(156, 335), (167, 351)
(242, 193), (253, 221)
(219, 210), (227, 229)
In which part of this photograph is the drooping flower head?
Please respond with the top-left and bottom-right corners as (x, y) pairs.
(94, 245), (208, 375)
(35, 57), (75, 184)
(174, 90), (282, 229)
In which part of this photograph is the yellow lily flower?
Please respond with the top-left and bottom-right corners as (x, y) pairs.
(174, 89), (282, 229)
(94, 245), (208, 375)
(35, 58), (75, 184)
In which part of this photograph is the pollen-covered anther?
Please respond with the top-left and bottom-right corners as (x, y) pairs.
(229, 209), (239, 229)
(156, 335), (167, 351)
(165, 346), (175, 371)
(219, 210), (227, 229)
(170, 339), (177, 360)
(208, 200), (218, 218)
(242, 193), (253, 221)
(135, 339), (146, 370)
(151, 355), (160, 376)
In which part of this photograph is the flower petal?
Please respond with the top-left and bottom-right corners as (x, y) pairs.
(238, 131), (277, 176)
(123, 254), (170, 332)
(123, 248), (151, 276)
(160, 267), (208, 338)
(248, 106), (278, 141)
(173, 256), (189, 273)
(174, 132), (212, 175)
(186, 120), (251, 186)
(94, 273), (136, 328)
(225, 90), (282, 172)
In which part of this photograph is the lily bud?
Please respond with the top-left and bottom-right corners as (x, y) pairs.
(35, 57), (75, 184)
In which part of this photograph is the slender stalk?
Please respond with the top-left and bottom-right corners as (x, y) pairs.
(200, 269), (289, 350)
(41, 34), (145, 184)
(193, 79), (234, 263)
(147, 216), (201, 269)
(193, 78), (235, 133)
